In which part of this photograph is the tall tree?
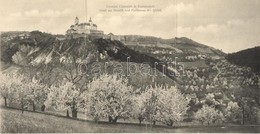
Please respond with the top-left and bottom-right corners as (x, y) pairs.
(0, 73), (21, 107)
(135, 85), (190, 126)
(81, 74), (135, 123)
(45, 82), (82, 118)
(195, 105), (225, 125)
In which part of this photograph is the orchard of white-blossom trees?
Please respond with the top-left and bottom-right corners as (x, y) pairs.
(0, 71), (191, 125)
(1, 69), (259, 125)
(0, 72), (48, 112)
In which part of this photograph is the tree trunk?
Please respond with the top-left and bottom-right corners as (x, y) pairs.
(109, 116), (112, 122)
(66, 109), (70, 117)
(166, 119), (173, 126)
(138, 116), (143, 124)
(41, 104), (45, 112)
(139, 119), (142, 124)
(112, 116), (118, 123)
(4, 97), (7, 107)
(109, 116), (118, 123)
(94, 116), (99, 122)
(153, 121), (156, 125)
(241, 104), (245, 125)
(32, 102), (36, 111)
(21, 99), (24, 114)
(71, 99), (77, 118)
(72, 108), (78, 118)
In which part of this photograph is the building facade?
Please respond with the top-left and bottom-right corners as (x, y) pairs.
(66, 17), (104, 38)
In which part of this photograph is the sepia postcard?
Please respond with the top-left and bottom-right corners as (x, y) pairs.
(0, 0), (259, 133)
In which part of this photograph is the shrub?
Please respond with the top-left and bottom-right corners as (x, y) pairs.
(225, 101), (242, 123)
(195, 105), (225, 125)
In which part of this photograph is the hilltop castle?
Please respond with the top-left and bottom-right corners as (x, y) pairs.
(66, 17), (104, 38)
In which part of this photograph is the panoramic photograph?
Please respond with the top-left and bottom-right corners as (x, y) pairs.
(0, 0), (259, 133)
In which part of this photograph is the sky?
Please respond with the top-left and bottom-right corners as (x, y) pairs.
(0, 0), (259, 53)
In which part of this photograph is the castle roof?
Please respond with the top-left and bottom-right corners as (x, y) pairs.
(108, 33), (114, 36)
(70, 23), (97, 27)
(79, 23), (90, 26)
(71, 17), (98, 27)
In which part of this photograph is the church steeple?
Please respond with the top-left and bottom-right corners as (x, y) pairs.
(89, 17), (92, 23)
(75, 17), (79, 25)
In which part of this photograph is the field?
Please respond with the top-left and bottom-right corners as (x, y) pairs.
(1, 107), (259, 133)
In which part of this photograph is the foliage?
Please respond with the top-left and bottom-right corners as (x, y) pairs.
(0, 72), (24, 105)
(82, 74), (134, 122)
(225, 101), (242, 123)
(226, 46), (260, 73)
(195, 105), (225, 125)
(45, 82), (82, 113)
(25, 81), (48, 109)
(0, 72), (48, 111)
(134, 85), (189, 126)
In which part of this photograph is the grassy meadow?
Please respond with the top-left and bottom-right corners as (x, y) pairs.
(1, 107), (259, 133)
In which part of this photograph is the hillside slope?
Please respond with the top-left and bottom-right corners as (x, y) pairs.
(119, 35), (225, 56)
(226, 46), (260, 73)
(1, 31), (178, 87)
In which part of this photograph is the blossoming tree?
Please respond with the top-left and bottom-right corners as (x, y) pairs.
(82, 74), (135, 123)
(45, 82), (82, 118)
(135, 85), (190, 126)
(195, 105), (225, 125)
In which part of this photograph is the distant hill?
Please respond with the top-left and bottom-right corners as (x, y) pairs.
(226, 46), (260, 73)
(116, 35), (225, 57)
(0, 31), (178, 88)
(1, 31), (226, 82)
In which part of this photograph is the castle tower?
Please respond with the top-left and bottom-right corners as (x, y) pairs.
(89, 17), (93, 29)
(89, 17), (92, 24)
(75, 17), (79, 25)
